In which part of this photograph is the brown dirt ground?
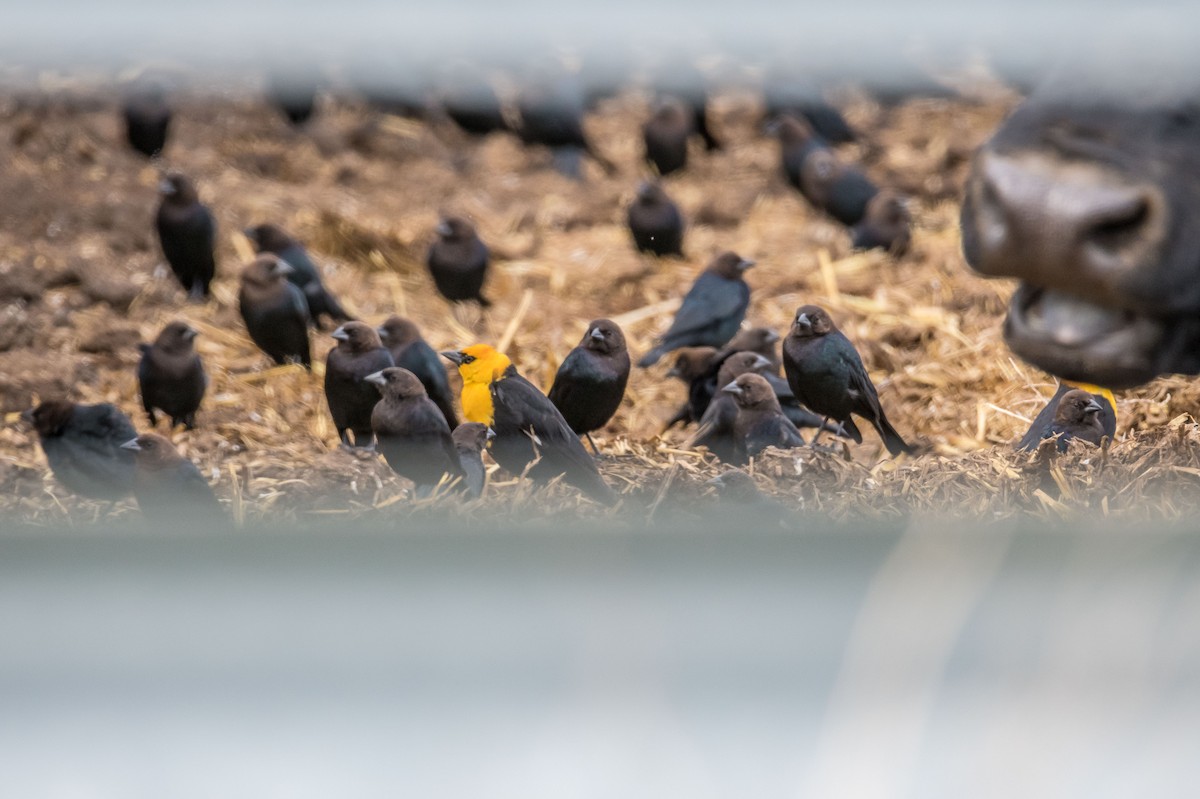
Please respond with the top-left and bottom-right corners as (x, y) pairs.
(3, 80), (1200, 526)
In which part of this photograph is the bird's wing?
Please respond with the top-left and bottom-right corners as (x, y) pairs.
(494, 374), (600, 473)
(661, 276), (746, 340)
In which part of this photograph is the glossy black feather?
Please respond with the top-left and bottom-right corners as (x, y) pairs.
(155, 176), (215, 300)
(24, 402), (137, 499)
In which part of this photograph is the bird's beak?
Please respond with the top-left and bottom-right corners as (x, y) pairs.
(441, 350), (464, 365)
(158, 178), (176, 195)
(183, 327), (199, 341)
(752, 354), (772, 371)
(19, 408), (34, 424)
(486, 427), (497, 441)
(375, 327), (388, 339)
(589, 327), (605, 342)
(763, 330), (780, 344)
(1085, 399), (1103, 414)
(331, 326), (350, 342)
(796, 313), (811, 331)
(121, 438), (142, 452)
(737, 259), (756, 272)
(242, 226), (257, 240)
(364, 371), (387, 386)
(721, 380), (743, 396)
(762, 117), (781, 136)
(273, 260), (295, 276)
(705, 474), (726, 487)
(435, 221), (453, 237)
(665, 366), (682, 379)
(636, 181), (654, 198)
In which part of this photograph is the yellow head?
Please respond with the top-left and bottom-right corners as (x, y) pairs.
(1064, 381), (1117, 420)
(442, 344), (513, 425)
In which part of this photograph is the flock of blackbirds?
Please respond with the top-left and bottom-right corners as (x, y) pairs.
(17, 75), (1118, 522)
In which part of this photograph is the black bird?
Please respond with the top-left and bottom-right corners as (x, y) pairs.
(1030, 388), (1108, 452)
(799, 148), (879, 227)
(22, 400), (137, 500)
(663, 346), (721, 429)
(548, 319), (630, 452)
(138, 320), (207, 430)
(642, 97), (693, 176)
(427, 216), (491, 307)
(762, 76), (857, 143)
(122, 434), (224, 525)
(122, 82), (170, 158)
(378, 315), (459, 428)
(438, 68), (508, 136)
(514, 75), (616, 177)
(368, 367), (461, 495)
(638, 251), (754, 367)
(156, 173), (216, 301)
(238, 254), (312, 367)
(782, 305), (912, 456)
(723, 373), (807, 464)
(627, 182), (684, 257)
(452, 422), (494, 498)
(1017, 383), (1117, 452)
(244, 223), (352, 328)
(325, 321), (395, 449)
(851, 190), (912, 255)
(769, 114), (828, 194)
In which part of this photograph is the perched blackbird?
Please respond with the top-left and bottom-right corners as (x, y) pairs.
(238, 254), (311, 367)
(325, 322), (395, 449)
(769, 114), (827, 193)
(638, 251), (754, 367)
(156, 173), (216, 301)
(22, 400), (137, 500)
(367, 367), (461, 495)
(627, 182), (684, 257)
(764, 93), (857, 145)
(693, 352), (779, 463)
(1039, 389), (1107, 452)
(642, 97), (693, 176)
(548, 319), (630, 451)
(723, 373), (806, 464)
(138, 321), (207, 430)
(244, 223), (352, 328)
(443, 344), (617, 504)
(851, 190), (912, 255)
(121, 434), (224, 525)
(719, 327), (781, 372)
(122, 82), (170, 158)
(663, 346), (722, 429)
(452, 422), (494, 499)
(427, 216), (491, 307)
(799, 148), (879, 226)
(378, 316), (459, 428)
(514, 76), (616, 177)
(1017, 382), (1117, 452)
(782, 305), (912, 457)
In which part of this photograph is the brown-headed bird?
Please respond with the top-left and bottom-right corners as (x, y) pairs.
(22, 400), (137, 500)
(138, 320), (207, 430)
(244, 223), (351, 328)
(851, 190), (912, 255)
(427, 216), (491, 307)
(548, 319), (630, 452)
(798, 148), (879, 227)
(325, 321), (395, 449)
(367, 367), (461, 496)
(719, 327), (781, 372)
(1017, 383), (1117, 452)
(693, 352), (778, 463)
(638, 251), (754, 367)
(769, 114), (827, 194)
(1039, 389), (1107, 452)
(782, 305), (912, 457)
(443, 344), (617, 504)
(122, 82), (170, 158)
(662, 346), (721, 429)
(642, 97), (693, 176)
(723, 373), (806, 464)
(121, 434), (224, 525)
(156, 173), (216, 301)
(452, 422), (494, 499)
(238, 254), (312, 367)
(627, 182), (684, 257)
(378, 315), (458, 429)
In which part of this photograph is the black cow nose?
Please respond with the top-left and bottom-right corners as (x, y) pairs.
(963, 150), (1166, 300)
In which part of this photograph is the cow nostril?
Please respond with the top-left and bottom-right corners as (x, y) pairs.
(1085, 195), (1152, 254)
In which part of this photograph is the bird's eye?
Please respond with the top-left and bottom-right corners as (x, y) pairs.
(463, 355), (475, 364)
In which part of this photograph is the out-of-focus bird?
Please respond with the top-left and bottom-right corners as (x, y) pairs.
(627, 182), (684, 257)
(138, 320), (207, 430)
(22, 400), (137, 500)
(723, 372), (807, 464)
(798, 148), (879, 227)
(638, 251), (754, 367)
(378, 316), (459, 429)
(514, 74), (616, 177)
(122, 81), (171, 158)
(122, 434), (224, 525)
(782, 305), (912, 457)
(548, 319), (630, 452)
(155, 173), (216, 301)
(438, 67), (509, 136)
(642, 97), (693, 176)
(443, 344), (617, 504)
(1031, 388), (1108, 452)
(367, 367), (461, 495)
(267, 75), (318, 126)
(663, 346), (722, 429)
(325, 321), (394, 449)
(769, 114), (828, 194)
(851, 190), (912, 255)
(1017, 382), (1117, 452)
(238, 254), (311, 367)
(427, 216), (491, 307)
(452, 422), (494, 499)
(243, 223), (352, 328)
(719, 327), (781, 372)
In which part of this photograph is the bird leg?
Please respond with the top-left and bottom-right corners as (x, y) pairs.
(585, 433), (599, 456)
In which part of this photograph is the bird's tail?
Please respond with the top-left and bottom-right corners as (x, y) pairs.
(873, 411), (913, 457)
(638, 346), (667, 368)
